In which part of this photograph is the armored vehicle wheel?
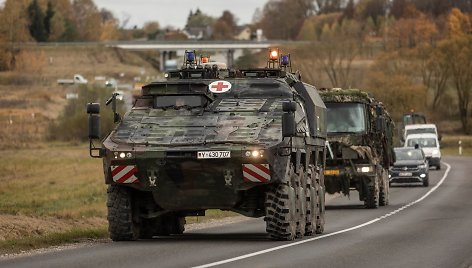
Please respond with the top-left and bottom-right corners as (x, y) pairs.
(379, 169), (389, 206)
(304, 166), (317, 236)
(140, 218), (161, 239)
(139, 214), (186, 238)
(163, 214), (186, 235)
(364, 180), (379, 209)
(265, 163), (297, 240)
(107, 185), (140, 241)
(295, 168), (307, 239)
(314, 171), (325, 234)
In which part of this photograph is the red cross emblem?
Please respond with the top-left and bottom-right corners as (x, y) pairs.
(209, 80), (231, 93)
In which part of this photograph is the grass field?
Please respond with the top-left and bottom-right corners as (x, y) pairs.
(0, 143), (237, 254)
(440, 135), (472, 156)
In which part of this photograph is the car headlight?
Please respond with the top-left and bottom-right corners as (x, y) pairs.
(432, 149), (440, 156)
(356, 166), (374, 173)
(418, 164), (426, 169)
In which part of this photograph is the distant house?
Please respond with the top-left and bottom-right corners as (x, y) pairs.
(234, 26), (252, 40)
(183, 26), (213, 40)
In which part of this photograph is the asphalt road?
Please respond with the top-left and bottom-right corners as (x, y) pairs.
(2, 156), (472, 268)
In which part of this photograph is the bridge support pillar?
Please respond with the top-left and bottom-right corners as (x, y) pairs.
(226, 49), (235, 68)
(159, 51), (168, 72)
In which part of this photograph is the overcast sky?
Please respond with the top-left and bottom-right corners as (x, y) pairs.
(94, 0), (269, 29)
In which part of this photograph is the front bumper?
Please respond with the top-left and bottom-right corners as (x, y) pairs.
(389, 169), (428, 184)
(324, 164), (377, 195)
(102, 147), (286, 210)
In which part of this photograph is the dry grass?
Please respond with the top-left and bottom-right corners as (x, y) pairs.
(0, 143), (107, 218)
(441, 135), (472, 156)
(0, 142), (242, 254)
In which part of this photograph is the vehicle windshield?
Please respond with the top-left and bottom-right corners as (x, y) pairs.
(326, 103), (366, 133)
(406, 138), (437, 148)
(403, 114), (426, 125)
(406, 128), (436, 135)
(395, 149), (424, 161)
(154, 95), (208, 109)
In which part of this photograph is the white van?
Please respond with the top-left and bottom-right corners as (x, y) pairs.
(403, 124), (440, 142)
(404, 133), (441, 169)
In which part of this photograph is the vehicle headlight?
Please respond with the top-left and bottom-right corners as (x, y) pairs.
(356, 166), (374, 173)
(114, 152), (133, 159)
(418, 164), (426, 169)
(245, 150), (264, 158)
(432, 149), (440, 156)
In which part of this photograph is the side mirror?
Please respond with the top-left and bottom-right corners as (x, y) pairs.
(282, 101), (297, 112)
(88, 114), (100, 139)
(282, 113), (296, 137)
(87, 103), (100, 139)
(87, 103), (103, 158)
(87, 103), (100, 114)
(376, 117), (386, 132)
(375, 105), (384, 116)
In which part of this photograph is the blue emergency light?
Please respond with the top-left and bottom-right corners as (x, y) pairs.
(280, 55), (290, 66)
(186, 51), (195, 63)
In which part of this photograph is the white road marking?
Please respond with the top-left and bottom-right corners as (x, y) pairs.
(193, 162), (452, 268)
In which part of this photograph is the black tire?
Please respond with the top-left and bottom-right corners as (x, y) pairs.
(140, 218), (161, 239)
(423, 177), (429, 187)
(141, 214), (186, 238)
(379, 169), (389, 206)
(436, 164), (441, 170)
(107, 185), (140, 241)
(165, 214), (186, 235)
(295, 168), (306, 239)
(314, 171), (325, 234)
(364, 179), (379, 209)
(304, 166), (317, 236)
(265, 163), (297, 241)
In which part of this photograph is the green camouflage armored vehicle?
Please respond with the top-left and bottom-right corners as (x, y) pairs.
(87, 50), (327, 240)
(319, 88), (395, 208)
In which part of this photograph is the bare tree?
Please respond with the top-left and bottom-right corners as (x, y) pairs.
(304, 19), (363, 88)
(445, 36), (472, 133)
(414, 43), (449, 109)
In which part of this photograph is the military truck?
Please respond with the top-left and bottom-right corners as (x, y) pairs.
(319, 88), (395, 208)
(87, 49), (327, 241)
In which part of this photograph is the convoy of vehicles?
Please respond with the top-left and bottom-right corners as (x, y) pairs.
(390, 147), (429, 187)
(87, 49), (444, 241)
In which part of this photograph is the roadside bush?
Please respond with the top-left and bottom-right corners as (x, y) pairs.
(48, 85), (124, 141)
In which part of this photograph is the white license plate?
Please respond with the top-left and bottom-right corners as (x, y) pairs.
(399, 172), (412, 176)
(197, 151), (231, 159)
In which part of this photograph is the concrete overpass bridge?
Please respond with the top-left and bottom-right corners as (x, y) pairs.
(108, 40), (302, 71)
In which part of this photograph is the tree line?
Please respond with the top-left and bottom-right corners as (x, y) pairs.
(1, 0), (471, 133)
(256, 0), (471, 133)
